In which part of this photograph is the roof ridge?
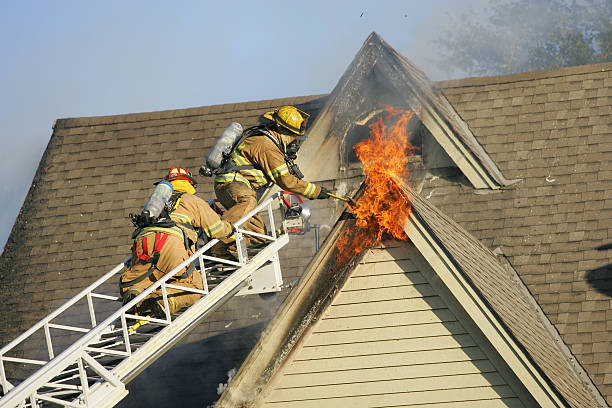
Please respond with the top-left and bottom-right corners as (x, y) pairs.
(53, 94), (328, 129)
(436, 62), (612, 89)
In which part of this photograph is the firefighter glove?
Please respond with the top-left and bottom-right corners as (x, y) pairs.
(317, 186), (332, 199)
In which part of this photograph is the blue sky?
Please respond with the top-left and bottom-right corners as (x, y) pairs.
(0, 0), (490, 251)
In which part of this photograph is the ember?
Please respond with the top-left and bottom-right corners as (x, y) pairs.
(335, 106), (418, 263)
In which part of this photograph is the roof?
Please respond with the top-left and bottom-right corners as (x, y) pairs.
(216, 186), (606, 407)
(216, 39), (612, 407)
(0, 95), (331, 406)
(404, 185), (606, 407)
(1, 32), (610, 407)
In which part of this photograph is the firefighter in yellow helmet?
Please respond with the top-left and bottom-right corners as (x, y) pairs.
(211, 106), (331, 251)
(120, 167), (233, 318)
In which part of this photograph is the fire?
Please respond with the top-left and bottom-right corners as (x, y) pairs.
(335, 106), (418, 264)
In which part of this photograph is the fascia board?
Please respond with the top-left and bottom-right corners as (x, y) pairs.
(419, 107), (498, 189)
(404, 211), (567, 408)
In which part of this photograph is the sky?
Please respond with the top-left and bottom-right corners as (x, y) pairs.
(0, 0), (491, 252)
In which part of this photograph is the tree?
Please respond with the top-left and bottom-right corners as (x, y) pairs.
(435, 0), (612, 76)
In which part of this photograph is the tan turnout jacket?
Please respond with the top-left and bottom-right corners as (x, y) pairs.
(136, 193), (233, 243)
(120, 193), (232, 314)
(214, 128), (321, 199)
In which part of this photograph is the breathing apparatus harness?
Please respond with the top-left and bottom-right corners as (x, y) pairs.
(215, 125), (304, 181)
(121, 192), (200, 291)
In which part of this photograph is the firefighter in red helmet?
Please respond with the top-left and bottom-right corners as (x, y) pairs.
(120, 167), (233, 318)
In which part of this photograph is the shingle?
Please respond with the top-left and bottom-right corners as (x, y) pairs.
(0, 95), (328, 358)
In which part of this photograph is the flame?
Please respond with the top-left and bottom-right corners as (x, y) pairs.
(335, 106), (418, 264)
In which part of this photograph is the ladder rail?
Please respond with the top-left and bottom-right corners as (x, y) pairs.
(0, 261), (128, 358)
(0, 193), (284, 407)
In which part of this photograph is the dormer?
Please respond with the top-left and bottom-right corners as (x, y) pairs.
(297, 32), (520, 190)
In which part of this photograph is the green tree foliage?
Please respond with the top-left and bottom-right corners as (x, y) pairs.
(436, 0), (611, 76)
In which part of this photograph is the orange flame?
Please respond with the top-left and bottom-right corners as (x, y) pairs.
(335, 106), (418, 264)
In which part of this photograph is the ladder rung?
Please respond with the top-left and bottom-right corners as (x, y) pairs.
(123, 314), (170, 325)
(164, 284), (207, 295)
(100, 326), (161, 342)
(90, 292), (121, 301)
(49, 368), (80, 382)
(89, 343), (129, 355)
(1, 356), (47, 365)
(91, 338), (142, 353)
(84, 347), (130, 358)
(235, 229), (274, 242)
(48, 323), (91, 333)
(90, 356), (124, 369)
(39, 393), (81, 402)
(43, 381), (81, 391)
(201, 255), (242, 266)
(49, 369), (102, 385)
(89, 338), (118, 349)
(35, 392), (83, 407)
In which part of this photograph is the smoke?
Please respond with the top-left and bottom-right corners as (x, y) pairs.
(205, 367), (237, 406)
(216, 367), (237, 396)
(432, 0), (609, 76)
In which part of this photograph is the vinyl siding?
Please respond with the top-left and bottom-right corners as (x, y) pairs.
(257, 242), (535, 408)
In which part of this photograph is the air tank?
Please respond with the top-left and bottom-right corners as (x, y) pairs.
(142, 181), (174, 219)
(203, 122), (243, 172)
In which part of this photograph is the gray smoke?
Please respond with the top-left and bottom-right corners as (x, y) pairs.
(216, 367), (237, 396)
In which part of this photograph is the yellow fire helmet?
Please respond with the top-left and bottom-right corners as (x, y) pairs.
(263, 105), (310, 135)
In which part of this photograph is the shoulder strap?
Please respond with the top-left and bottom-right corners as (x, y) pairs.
(215, 126), (266, 175)
(216, 125), (293, 178)
(239, 126), (285, 153)
(254, 127), (285, 153)
(168, 192), (184, 211)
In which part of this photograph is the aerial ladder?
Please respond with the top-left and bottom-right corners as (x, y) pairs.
(0, 193), (291, 408)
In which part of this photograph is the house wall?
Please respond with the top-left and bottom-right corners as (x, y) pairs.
(255, 241), (536, 408)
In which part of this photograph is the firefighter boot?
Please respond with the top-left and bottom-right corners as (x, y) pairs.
(137, 297), (169, 319)
(122, 289), (143, 311)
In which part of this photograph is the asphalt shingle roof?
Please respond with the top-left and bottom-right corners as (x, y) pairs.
(406, 185), (606, 407)
(428, 62), (612, 404)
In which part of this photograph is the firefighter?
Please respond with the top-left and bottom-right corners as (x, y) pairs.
(211, 106), (331, 253)
(120, 167), (233, 318)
